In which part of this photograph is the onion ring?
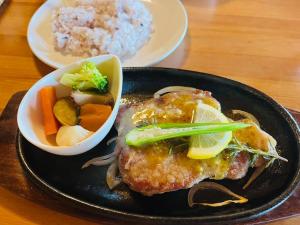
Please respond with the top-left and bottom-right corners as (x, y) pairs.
(81, 155), (116, 169)
(232, 110), (260, 126)
(188, 182), (248, 207)
(243, 164), (267, 189)
(106, 160), (122, 189)
(154, 86), (197, 98)
(106, 136), (118, 146)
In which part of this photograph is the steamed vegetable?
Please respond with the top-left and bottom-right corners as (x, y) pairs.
(56, 125), (93, 146)
(79, 103), (112, 132)
(125, 122), (250, 147)
(71, 90), (114, 105)
(39, 86), (59, 135)
(60, 62), (108, 93)
(53, 98), (79, 126)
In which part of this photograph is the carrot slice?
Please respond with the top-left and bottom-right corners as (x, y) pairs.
(39, 86), (59, 135)
(80, 104), (112, 115)
(79, 104), (112, 132)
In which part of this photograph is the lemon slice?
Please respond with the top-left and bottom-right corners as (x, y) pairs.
(188, 102), (232, 159)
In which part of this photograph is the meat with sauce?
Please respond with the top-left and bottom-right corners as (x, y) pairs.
(114, 91), (274, 196)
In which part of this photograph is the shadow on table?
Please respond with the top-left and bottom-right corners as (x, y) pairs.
(33, 56), (54, 77)
(156, 32), (191, 68)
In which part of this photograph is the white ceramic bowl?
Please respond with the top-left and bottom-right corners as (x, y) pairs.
(17, 55), (122, 155)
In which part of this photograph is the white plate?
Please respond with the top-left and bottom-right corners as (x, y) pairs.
(27, 0), (188, 68)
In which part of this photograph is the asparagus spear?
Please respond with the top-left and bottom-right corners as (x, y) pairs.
(126, 122), (250, 147)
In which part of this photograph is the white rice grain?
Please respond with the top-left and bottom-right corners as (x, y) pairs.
(52, 0), (153, 60)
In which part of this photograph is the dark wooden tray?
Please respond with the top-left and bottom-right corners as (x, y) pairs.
(0, 91), (299, 225)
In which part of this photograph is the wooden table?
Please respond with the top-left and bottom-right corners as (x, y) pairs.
(0, 0), (299, 224)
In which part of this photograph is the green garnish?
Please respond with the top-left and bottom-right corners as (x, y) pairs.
(60, 62), (108, 93)
(227, 137), (288, 162)
(125, 122), (250, 147)
(225, 137), (287, 189)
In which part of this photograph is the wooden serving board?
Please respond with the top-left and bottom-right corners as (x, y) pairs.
(0, 91), (299, 225)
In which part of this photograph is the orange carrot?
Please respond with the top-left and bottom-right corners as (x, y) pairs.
(80, 104), (112, 115)
(39, 86), (59, 135)
(80, 104), (112, 132)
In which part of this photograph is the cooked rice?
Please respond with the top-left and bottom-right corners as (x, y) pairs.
(52, 0), (153, 59)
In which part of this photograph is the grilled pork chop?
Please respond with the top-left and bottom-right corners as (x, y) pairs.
(114, 90), (273, 196)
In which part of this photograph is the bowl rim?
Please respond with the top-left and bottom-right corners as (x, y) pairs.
(17, 67), (300, 224)
(17, 54), (123, 155)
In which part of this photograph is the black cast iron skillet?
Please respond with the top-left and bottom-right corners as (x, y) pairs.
(17, 68), (300, 224)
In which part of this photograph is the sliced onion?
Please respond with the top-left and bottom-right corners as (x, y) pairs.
(243, 164), (266, 189)
(106, 160), (122, 189)
(154, 86), (198, 98)
(232, 110), (260, 126)
(201, 97), (221, 111)
(188, 182), (248, 207)
(268, 138), (278, 155)
(106, 136), (118, 146)
(81, 155), (116, 169)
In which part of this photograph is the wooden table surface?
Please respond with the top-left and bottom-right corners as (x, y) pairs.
(0, 0), (299, 224)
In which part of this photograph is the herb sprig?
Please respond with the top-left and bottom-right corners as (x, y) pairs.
(227, 137), (288, 162)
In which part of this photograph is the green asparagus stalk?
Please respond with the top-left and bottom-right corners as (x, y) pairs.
(125, 122), (250, 147)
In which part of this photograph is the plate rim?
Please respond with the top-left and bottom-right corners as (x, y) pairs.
(26, 0), (188, 69)
(17, 67), (300, 224)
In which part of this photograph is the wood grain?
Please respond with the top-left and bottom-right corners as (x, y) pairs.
(0, 0), (299, 224)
